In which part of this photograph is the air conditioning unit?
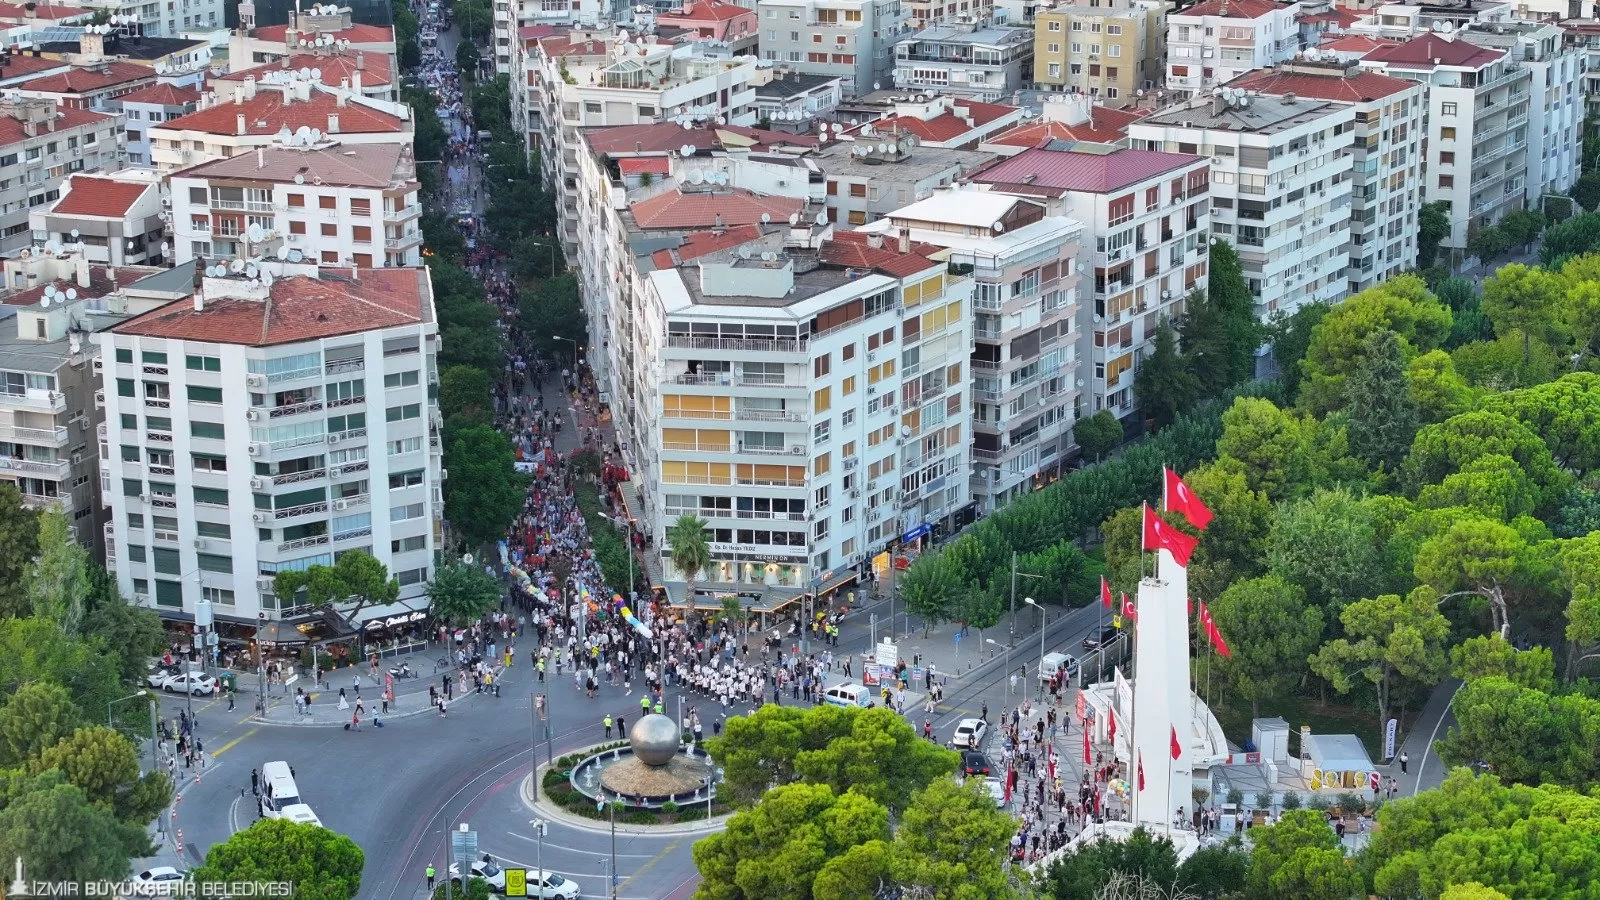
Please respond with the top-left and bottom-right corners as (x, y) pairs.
(139, 493), (150, 503)
(246, 374), (264, 387)
(331, 465), (346, 478)
(247, 443), (263, 456)
(245, 408), (261, 421)
(193, 538), (207, 549)
(257, 576), (275, 591)
(333, 499), (350, 511)
(1108, 249), (1123, 261)
(251, 511), (267, 523)
(849, 489), (861, 499)
(327, 433), (342, 445)
(249, 477), (265, 489)
(867, 386), (877, 395)
(440, 468), (448, 480)
(1161, 290), (1172, 300)
(867, 350), (878, 362)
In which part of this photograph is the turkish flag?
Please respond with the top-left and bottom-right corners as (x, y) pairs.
(1101, 576), (1114, 609)
(1083, 726), (1091, 765)
(1165, 467), (1214, 531)
(1121, 593), (1137, 622)
(1108, 708), (1116, 746)
(1171, 724), (1182, 760)
(1200, 601), (1234, 658)
(1143, 504), (1199, 567)
(1137, 753), (1145, 792)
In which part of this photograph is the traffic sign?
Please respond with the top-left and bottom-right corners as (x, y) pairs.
(504, 868), (527, 896)
(451, 826), (478, 869)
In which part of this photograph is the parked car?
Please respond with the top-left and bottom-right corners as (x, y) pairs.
(131, 867), (186, 896)
(962, 751), (993, 777)
(1037, 652), (1079, 683)
(1083, 626), (1119, 651)
(952, 718), (988, 751)
(450, 856), (506, 891)
(162, 672), (217, 696)
(146, 666), (181, 689)
(525, 870), (581, 899)
(980, 778), (1007, 808)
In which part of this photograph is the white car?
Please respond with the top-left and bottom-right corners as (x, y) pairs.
(525, 870), (581, 899)
(1037, 652), (1080, 683)
(450, 858), (506, 891)
(953, 717), (988, 750)
(162, 672), (217, 696)
(131, 867), (186, 895)
(146, 666), (180, 689)
(278, 803), (323, 827)
(981, 778), (1007, 808)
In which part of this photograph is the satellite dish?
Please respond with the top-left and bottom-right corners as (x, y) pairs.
(45, 241), (61, 255)
(160, 243), (169, 255)
(680, 143), (694, 157)
(294, 173), (305, 184)
(42, 285), (55, 299)
(993, 221), (1005, 233)
(311, 68), (323, 81)
(246, 264), (259, 278)
(69, 228), (79, 238)
(247, 223), (265, 242)
(761, 212), (771, 224)
(38, 294), (49, 307)
(873, 82), (880, 90)
(277, 245), (290, 260)
(310, 129), (322, 142)
(261, 271), (273, 289)
(878, 143), (889, 154)
(65, 288), (76, 300)
(832, 123), (843, 133)
(815, 211), (828, 227)
(760, 252), (774, 261)
(288, 249), (303, 263)
(789, 213), (800, 225)
(230, 259), (245, 273)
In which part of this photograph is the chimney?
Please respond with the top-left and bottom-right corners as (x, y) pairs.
(75, 254), (90, 288)
(256, 146), (265, 169)
(328, 114), (340, 133)
(233, 84), (244, 105)
(193, 293), (204, 312)
(351, 71), (361, 93)
(897, 227), (909, 254)
(243, 76), (257, 100)
(356, 51), (366, 70)
(866, 233), (883, 250)
(713, 213), (723, 231)
(236, 113), (246, 134)
(336, 90), (347, 107)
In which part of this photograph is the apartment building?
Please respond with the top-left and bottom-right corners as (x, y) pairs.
(752, 70), (844, 125)
(756, 0), (909, 95)
(659, 1), (760, 55)
(1131, 91), (1356, 319)
(862, 190), (1085, 509)
(14, 61), (160, 112)
(892, 25), (1035, 101)
(1562, 20), (1600, 122)
(967, 143), (1209, 419)
(1033, 0), (1164, 108)
(31, 171), (167, 267)
(148, 79), (413, 171)
(220, 50), (395, 103)
(115, 83), (201, 166)
(231, 4), (396, 70)
(99, 261), (442, 623)
(843, 94), (1025, 148)
(0, 96), (122, 254)
(905, 0), (994, 28)
(818, 137), (992, 226)
(1455, 22), (1582, 202)
(77, 0), (223, 37)
(1228, 59), (1423, 291)
(33, 27), (210, 88)
(1166, 0), (1302, 95)
(0, 253), (147, 555)
(1359, 33), (1530, 249)
(169, 143), (423, 268)
(637, 225), (973, 605)
(520, 29), (758, 258)
(982, 93), (1149, 150)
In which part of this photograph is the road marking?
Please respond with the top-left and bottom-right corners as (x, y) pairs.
(1413, 680), (1463, 797)
(616, 839), (680, 895)
(503, 835), (654, 857)
(212, 727), (258, 758)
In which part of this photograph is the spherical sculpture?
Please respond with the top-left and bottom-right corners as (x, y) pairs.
(629, 713), (680, 767)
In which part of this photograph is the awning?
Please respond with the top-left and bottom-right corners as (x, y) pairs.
(155, 608), (265, 628)
(1305, 733), (1373, 774)
(809, 570), (859, 600)
(352, 599), (432, 631)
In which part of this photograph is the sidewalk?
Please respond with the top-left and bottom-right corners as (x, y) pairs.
(256, 662), (507, 726)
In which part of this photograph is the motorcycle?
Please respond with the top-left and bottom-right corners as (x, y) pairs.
(388, 662), (417, 680)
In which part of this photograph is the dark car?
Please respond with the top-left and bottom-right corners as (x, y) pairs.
(962, 751), (993, 777)
(1083, 626), (1120, 651)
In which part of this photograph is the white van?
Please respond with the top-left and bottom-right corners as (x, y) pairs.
(259, 761), (301, 819)
(822, 682), (871, 708)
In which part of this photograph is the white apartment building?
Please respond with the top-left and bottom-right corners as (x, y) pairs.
(1359, 33), (1530, 250)
(0, 96), (121, 254)
(1231, 59), (1425, 291)
(231, 4), (397, 71)
(862, 190), (1086, 509)
(30, 171), (167, 267)
(1561, 21), (1600, 123)
(519, 29), (758, 258)
(1131, 91), (1355, 320)
(1455, 22), (1583, 203)
(967, 143), (1211, 420)
(147, 79), (413, 171)
(79, 0), (222, 37)
(169, 143), (423, 268)
(756, 0), (909, 96)
(115, 83), (201, 167)
(892, 25), (1035, 102)
(1166, 0), (1302, 95)
(639, 230), (973, 605)
(99, 261), (442, 623)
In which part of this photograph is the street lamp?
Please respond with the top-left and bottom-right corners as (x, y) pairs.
(1008, 551), (1044, 642)
(551, 334), (579, 370)
(1023, 597), (1046, 687)
(985, 638), (1010, 708)
(108, 690), (148, 727)
(529, 818), (547, 894)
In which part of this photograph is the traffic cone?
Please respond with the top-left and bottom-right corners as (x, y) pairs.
(176, 829), (183, 854)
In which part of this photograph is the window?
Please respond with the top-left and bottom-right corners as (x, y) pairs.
(287, 193), (305, 208)
(813, 386), (831, 414)
(1438, 175), (1454, 188)
(192, 453), (227, 473)
(319, 196), (336, 209)
(321, 223), (337, 237)
(187, 385), (223, 403)
(384, 370), (419, 388)
(352, 225), (372, 244)
(197, 553), (232, 574)
(390, 502), (424, 522)
(202, 587), (235, 606)
(349, 198), (371, 217)
(1441, 102), (1457, 116)
(154, 580), (181, 608)
(386, 403), (421, 422)
(389, 436), (423, 455)
(116, 378), (135, 397)
(289, 220), (306, 235)
(121, 414), (137, 430)
(842, 375), (857, 395)
(191, 421), (224, 440)
(388, 469), (424, 489)
(185, 354), (221, 371)
(152, 547), (180, 575)
(1441, 127), (1457, 140)
(396, 567), (428, 587)
(195, 520), (230, 538)
(115, 348), (133, 363)
(193, 487), (228, 506)
(391, 535), (427, 553)
(121, 444), (139, 462)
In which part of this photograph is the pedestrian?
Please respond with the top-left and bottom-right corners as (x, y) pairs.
(382, 696), (390, 715)
(352, 711), (361, 731)
(353, 674), (361, 699)
(604, 714), (613, 738)
(617, 714), (626, 737)
(1399, 751), (1409, 775)
(251, 768), (259, 796)
(426, 865), (435, 890)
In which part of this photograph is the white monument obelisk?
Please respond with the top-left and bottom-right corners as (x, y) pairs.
(1131, 506), (1192, 830)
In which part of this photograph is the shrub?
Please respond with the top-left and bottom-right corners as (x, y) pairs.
(1281, 791), (1302, 810)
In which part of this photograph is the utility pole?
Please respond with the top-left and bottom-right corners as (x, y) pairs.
(255, 611), (267, 718)
(531, 694), (544, 800)
(1009, 551), (1017, 642)
(609, 801), (619, 900)
(530, 819), (547, 888)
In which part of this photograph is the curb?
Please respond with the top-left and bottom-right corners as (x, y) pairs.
(519, 761), (731, 836)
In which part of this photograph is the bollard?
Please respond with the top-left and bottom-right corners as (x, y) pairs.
(176, 829), (183, 854)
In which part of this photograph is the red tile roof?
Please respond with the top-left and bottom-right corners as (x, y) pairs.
(0, 55), (69, 81)
(17, 61), (156, 95)
(51, 176), (152, 218)
(1363, 32), (1505, 69)
(253, 23), (395, 44)
(987, 108), (1149, 147)
(1319, 35), (1399, 55)
(0, 3), (90, 20)
(969, 146), (1204, 194)
(618, 157), (670, 175)
(630, 188), (805, 229)
(819, 231), (943, 278)
(661, 0), (751, 21)
(0, 106), (111, 148)
(114, 268), (428, 346)
(3, 264), (160, 307)
(1174, 0), (1291, 18)
(649, 224), (763, 268)
(160, 89), (406, 137)
(519, 24), (559, 41)
(852, 100), (1018, 144)
(116, 83), (201, 106)
(1229, 66), (1417, 102)
(220, 52), (393, 88)
(585, 122), (818, 154)
(536, 33), (613, 58)
(1298, 6), (1359, 27)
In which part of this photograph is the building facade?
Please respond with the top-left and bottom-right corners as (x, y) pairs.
(0, 97), (122, 255)
(99, 262), (442, 623)
(31, 171), (168, 268)
(1032, 0), (1163, 108)
(114, 83), (201, 167)
(756, 0), (908, 95)
(1165, 0), (1302, 95)
(892, 25), (1035, 102)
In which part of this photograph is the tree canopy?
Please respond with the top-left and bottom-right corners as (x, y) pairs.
(194, 818), (364, 900)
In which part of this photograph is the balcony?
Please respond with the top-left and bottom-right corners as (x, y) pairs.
(278, 534), (330, 553)
(383, 205), (422, 223)
(144, 397), (170, 409)
(269, 399), (325, 418)
(664, 336), (807, 353)
(734, 408), (807, 423)
(325, 358), (365, 375)
(333, 493), (369, 510)
(971, 447), (1002, 462)
(973, 295), (1003, 312)
(385, 231), (422, 251)
(274, 467), (328, 485)
(329, 428), (367, 444)
(273, 501), (329, 520)
(3, 391), (66, 413)
(326, 395), (366, 409)
(20, 492), (69, 511)
(973, 327), (1003, 340)
(147, 464), (175, 477)
(0, 423), (68, 445)
(332, 526), (372, 542)
(269, 433), (326, 451)
(147, 430), (174, 443)
(0, 456), (70, 479)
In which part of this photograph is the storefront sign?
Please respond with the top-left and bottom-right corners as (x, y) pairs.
(901, 523), (932, 544)
(709, 542), (806, 563)
(364, 610), (429, 631)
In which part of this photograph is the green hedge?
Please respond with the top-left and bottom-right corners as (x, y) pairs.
(909, 379), (1283, 597)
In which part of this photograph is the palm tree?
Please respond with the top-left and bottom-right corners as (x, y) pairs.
(666, 515), (711, 606)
